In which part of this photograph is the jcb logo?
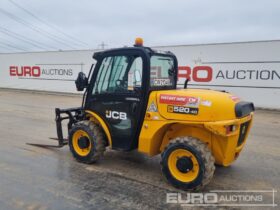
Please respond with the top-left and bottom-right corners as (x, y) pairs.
(106, 110), (127, 120)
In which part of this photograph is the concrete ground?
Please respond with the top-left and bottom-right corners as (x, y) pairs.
(0, 89), (279, 210)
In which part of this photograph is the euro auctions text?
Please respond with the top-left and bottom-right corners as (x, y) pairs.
(9, 66), (73, 77)
(166, 190), (277, 207)
(177, 66), (280, 82)
(10, 65), (280, 82)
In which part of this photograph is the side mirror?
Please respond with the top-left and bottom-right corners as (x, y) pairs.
(75, 72), (88, 91)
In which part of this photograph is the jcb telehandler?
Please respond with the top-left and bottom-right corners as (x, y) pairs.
(44, 38), (255, 190)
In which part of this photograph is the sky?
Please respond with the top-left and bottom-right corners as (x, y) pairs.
(0, 0), (279, 52)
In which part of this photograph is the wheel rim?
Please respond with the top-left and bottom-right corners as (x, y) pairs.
(168, 149), (199, 182)
(72, 130), (92, 156)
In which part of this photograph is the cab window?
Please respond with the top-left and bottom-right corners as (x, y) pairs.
(92, 55), (143, 94)
(150, 55), (175, 87)
(127, 57), (142, 90)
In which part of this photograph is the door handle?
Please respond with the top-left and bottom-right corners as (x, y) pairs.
(125, 97), (140, 102)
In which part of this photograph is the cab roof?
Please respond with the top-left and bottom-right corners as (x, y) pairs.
(93, 46), (174, 59)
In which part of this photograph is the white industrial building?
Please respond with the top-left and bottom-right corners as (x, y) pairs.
(1, 40), (279, 109)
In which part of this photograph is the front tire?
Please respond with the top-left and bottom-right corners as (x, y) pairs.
(68, 121), (106, 164)
(161, 137), (215, 191)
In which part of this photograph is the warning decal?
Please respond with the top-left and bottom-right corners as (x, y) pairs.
(159, 94), (200, 107)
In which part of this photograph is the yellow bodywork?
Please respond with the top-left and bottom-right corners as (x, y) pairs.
(138, 89), (253, 166)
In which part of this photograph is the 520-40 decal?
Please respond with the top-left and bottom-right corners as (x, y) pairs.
(167, 105), (199, 115)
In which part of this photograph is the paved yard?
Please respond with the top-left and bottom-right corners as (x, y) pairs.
(0, 89), (279, 210)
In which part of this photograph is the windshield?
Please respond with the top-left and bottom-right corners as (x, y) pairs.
(150, 55), (175, 87)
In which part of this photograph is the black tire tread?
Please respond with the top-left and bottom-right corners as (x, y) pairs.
(69, 120), (106, 164)
(161, 136), (215, 191)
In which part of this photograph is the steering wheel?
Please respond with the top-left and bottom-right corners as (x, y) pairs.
(115, 79), (127, 91)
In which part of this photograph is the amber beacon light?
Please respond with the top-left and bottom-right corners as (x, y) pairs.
(134, 37), (144, 46)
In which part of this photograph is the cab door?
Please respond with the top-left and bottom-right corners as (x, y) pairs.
(86, 52), (146, 150)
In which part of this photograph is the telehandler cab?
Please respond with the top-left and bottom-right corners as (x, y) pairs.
(46, 38), (255, 190)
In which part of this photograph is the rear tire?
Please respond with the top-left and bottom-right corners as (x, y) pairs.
(161, 136), (215, 191)
(69, 120), (106, 164)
